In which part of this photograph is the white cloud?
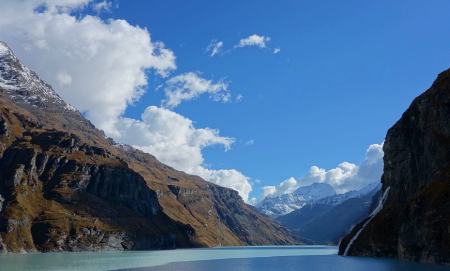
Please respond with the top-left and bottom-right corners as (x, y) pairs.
(264, 143), (384, 197)
(273, 48), (281, 54)
(262, 177), (298, 198)
(0, 0), (176, 135)
(162, 72), (230, 108)
(92, 0), (112, 12)
(206, 40), (223, 57)
(262, 186), (277, 198)
(194, 167), (252, 202)
(300, 143), (384, 193)
(236, 34), (270, 48)
(115, 106), (233, 171)
(0, 0), (253, 202)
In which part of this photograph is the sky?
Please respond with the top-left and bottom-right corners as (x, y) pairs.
(0, 0), (449, 203)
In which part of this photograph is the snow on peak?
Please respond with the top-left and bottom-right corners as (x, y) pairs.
(257, 181), (381, 218)
(293, 182), (335, 198)
(0, 42), (10, 55)
(0, 41), (77, 112)
(257, 182), (336, 217)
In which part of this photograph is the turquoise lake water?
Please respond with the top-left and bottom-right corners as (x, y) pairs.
(0, 246), (449, 271)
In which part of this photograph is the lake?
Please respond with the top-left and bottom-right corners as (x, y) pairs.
(0, 246), (449, 271)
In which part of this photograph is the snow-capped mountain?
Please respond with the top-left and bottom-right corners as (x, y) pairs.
(0, 41), (298, 252)
(257, 183), (336, 217)
(312, 182), (380, 207)
(277, 182), (381, 244)
(0, 42), (75, 112)
(0, 41), (107, 146)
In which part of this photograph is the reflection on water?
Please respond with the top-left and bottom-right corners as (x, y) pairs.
(0, 246), (447, 271)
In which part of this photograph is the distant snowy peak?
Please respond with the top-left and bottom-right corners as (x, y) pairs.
(257, 183), (336, 217)
(312, 182), (381, 207)
(0, 41), (76, 112)
(258, 182), (381, 218)
(292, 182), (336, 199)
(0, 42), (10, 55)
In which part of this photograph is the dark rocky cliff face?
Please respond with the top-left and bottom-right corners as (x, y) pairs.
(0, 106), (195, 252)
(0, 42), (298, 252)
(339, 68), (450, 264)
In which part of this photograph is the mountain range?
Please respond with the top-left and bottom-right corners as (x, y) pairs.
(257, 183), (336, 217)
(0, 41), (297, 252)
(277, 183), (380, 244)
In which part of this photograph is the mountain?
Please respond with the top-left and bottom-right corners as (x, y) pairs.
(277, 183), (380, 244)
(0, 41), (298, 252)
(257, 183), (336, 217)
(339, 68), (450, 264)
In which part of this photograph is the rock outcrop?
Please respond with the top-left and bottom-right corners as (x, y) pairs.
(339, 68), (450, 264)
(0, 42), (298, 252)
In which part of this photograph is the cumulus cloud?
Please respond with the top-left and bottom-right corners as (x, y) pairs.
(273, 48), (281, 54)
(262, 177), (298, 198)
(262, 186), (277, 198)
(0, 0), (253, 202)
(206, 40), (223, 57)
(0, 0), (176, 135)
(114, 106), (252, 201)
(115, 106), (233, 171)
(92, 0), (112, 12)
(194, 167), (252, 202)
(162, 72), (230, 108)
(236, 34), (271, 48)
(301, 143), (384, 193)
(263, 143), (384, 197)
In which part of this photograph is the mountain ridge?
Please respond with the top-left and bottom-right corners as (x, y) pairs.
(277, 183), (380, 244)
(0, 41), (298, 252)
(257, 182), (336, 217)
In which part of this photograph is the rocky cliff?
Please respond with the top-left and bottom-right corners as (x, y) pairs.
(339, 68), (450, 264)
(0, 42), (297, 252)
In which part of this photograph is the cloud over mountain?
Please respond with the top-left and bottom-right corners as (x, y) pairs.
(263, 143), (384, 198)
(0, 0), (252, 201)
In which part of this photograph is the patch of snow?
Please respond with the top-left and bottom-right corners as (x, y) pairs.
(257, 183), (336, 217)
(0, 43), (77, 112)
(315, 182), (381, 206)
(0, 42), (10, 55)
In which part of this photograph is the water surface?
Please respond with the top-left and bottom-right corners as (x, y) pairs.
(0, 246), (448, 271)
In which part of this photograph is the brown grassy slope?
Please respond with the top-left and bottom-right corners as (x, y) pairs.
(0, 87), (297, 251)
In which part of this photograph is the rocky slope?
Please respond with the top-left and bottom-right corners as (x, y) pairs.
(0, 41), (297, 252)
(257, 183), (336, 217)
(339, 68), (450, 264)
(277, 183), (380, 244)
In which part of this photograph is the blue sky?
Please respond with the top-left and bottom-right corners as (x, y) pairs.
(115, 1), (450, 196)
(1, 0), (449, 202)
